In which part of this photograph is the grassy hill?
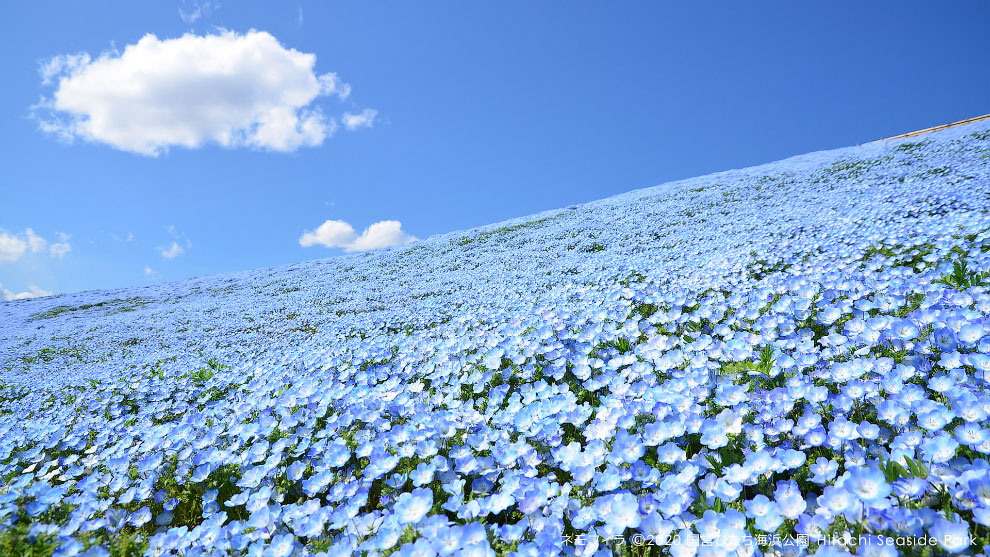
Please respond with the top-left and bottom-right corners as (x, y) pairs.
(2, 121), (990, 555)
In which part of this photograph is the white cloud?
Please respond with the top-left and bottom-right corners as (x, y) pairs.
(26, 228), (46, 252)
(108, 231), (134, 242)
(299, 219), (355, 248)
(49, 232), (71, 258)
(299, 219), (416, 252)
(157, 226), (190, 259)
(1, 284), (52, 301)
(178, 0), (218, 23)
(35, 30), (369, 156)
(0, 232), (28, 263)
(159, 241), (185, 260)
(342, 109), (377, 131)
(145, 265), (155, 275)
(0, 228), (69, 263)
(39, 53), (91, 86)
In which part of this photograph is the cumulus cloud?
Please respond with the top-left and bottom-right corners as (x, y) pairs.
(34, 30), (370, 155)
(299, 219), (416, 252)
(0, 228), (70, 263)
(1, 284), (52, 301)
(342, 109), (377, 131)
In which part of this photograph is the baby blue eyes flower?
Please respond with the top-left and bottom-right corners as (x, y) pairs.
(602, 492), (641, 531)
(286, 461), (306, 481)
(394, 488), (433, 524)
(958, 322), (985, 345)
(922, 434), (960, 463)
(846, 466), (892, 504)
(818, 486), (854, 516)
(892, 319), (920, 341)
(929, 518), (970, 553)
(933, 326), (958, 351)
(264, 534), (300, 557)
(128, 507), (152, 528)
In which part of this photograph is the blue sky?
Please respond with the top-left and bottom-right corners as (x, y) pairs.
(1, 1), (988, 299)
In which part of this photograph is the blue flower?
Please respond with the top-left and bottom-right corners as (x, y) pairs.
(933, 326), (957, 351)
(846, 466), (892, 504)
(929, 518), (970, 553)
(394, 488), (433, 524)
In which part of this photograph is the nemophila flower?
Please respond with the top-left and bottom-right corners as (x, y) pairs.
(394, 488), (433, 524)
(959, 322), (985, 345)
(743, 494), (776, 519)
(955, 422), (986, 446)
(602, 492), (641, 531)
(892, 477), (928, 498)
(712, 478), (741, 501)
(892, 319), (920, 341)
(128, 506), (152, 528)
(921, 434), (959, 463)
(817, 485), (854, 516)
(858, 535), (899, 557)
(933, 327), (958, 351)
(918, 409), (951, 432)
(846, 466), (892, 504)
(967, 475), (990, 506)
(930, 518), (970, 554)
(398, 538), (438, 557)
(287, 461), (306, 481)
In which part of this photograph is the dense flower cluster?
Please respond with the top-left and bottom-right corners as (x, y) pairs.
(2, 122), (990, 556)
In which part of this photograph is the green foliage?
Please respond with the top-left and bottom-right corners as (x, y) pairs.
(878, 455), (929, 483)
(935, 259), (989, 290)
(29, 297), (146, 321)
(893, 139), (930, 154)
(0, 523), (59, 557)
(607, 337), (632, 354)
(180, 357), (230, 386)
(632, 302), (659, 320)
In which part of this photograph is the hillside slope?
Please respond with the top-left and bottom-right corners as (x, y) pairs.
(2, 121), (990, 555)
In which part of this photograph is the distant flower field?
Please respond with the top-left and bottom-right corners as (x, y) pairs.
(2, 123), (990, 556)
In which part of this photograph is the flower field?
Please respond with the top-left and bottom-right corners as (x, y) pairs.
(3, 121), (990, 556)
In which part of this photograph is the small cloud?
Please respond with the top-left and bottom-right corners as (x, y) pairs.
(319, 72), (351, 100)
(0, 228), (68, 263)
(178, 0), (218, 23)
(297, 6), (304, 26)
(159, 241), (185, 260)
(342, 109), (377, 131)
(299, 219), (416, 252)
(108, 231), (135, 243)
(0, 231), (28, 263)
(1, 284), (52, 301)
(144, 265), (163, 280)
(26, 229), (46, 252)
(49, 232), (71, 258)
(157, 226), (190, 259)
(299, 220), (355, 248)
